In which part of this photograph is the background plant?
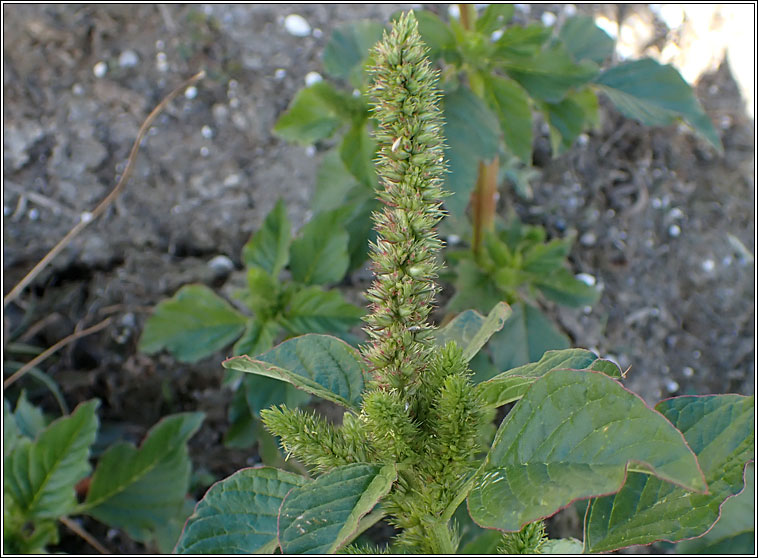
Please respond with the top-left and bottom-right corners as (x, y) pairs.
(273, 4), (722, 371)
(3, 393), (203, 553)
(139, 199), (363, 451)
(173, 13), (752, 555)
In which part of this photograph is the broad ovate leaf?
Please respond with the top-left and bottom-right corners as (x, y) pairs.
(482, 74), (533, 164)
(175, 467), (307, 554)
(279, 286), (364, 336)
(243, 198), (291, 278)
(585, 394), (754, 552)
(476, 348), (601, 407)
(323, 20), (385, 87)
(593, 58), (722, 152)
(273, 81), (352, 144)
(278, 463), (396, 554)
(5, 400), (98, 519)
(490, 302), (571, 371)
(139, 284), (247, 362)
(80, 412), (204, 541)
(468, 369), (706, 532)
(558, 15), (615, 64)
(289, 208), (351, 286)
(435, 302), (511, 362)
(442, 85), (500, 218)
(223, 334), (365, 411)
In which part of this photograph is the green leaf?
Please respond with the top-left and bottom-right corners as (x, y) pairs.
(543, 88), (599, 154)
(279, 463), (396, 554)
(585, 395), (754, 552)
(243, 199), (291, 278)
(81, 412), (204, 542)
(503, 45), (599, 103)
(468, 369), (707, 532)
(273, 82), (352, 144)
(5, 400), (99, 519)
(476, 348), (599, 407)
(442, 85), (500, 217)
(408, 10), (457, 61)
(542, 538), (584, 553)
(4, 399), (22, 457)
(522, 237), (573, 274)
(223, 334), (366, 410)
(475, 4), (515, 34)
(240, 266), (280, 316)
(493, 24), (552, 59)
(323, 20), (385, 87)
(154, 496), (196, 553)
(459, 529), (503, 554)
(14, 390), (48, 440)
(339, 122), (377, 188)
(558, 15), (615, 64)
(139, 285), (247, 362)
(313, 148), (362, 214)
(289, 208), (351, 286)
(534, 268), (601, 307)
(448, 258), (505, 314)
(280, 285), (364, 336)
(676, 463), (754, 554)
(175, 467), (307, 554)
(232, 319), (278, 356)
(482, 75), (533, 164)
(593, 58), (722, 152)
(435, 302), (511, 362)
(490, 302), (571, 371)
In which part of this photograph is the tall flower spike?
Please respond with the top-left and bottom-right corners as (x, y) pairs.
(363, 11), (447, 393)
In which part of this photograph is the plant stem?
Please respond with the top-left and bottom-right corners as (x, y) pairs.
(426, 518), (457, 554)
(458, 4), (476, 31)
(471, 157), (499, 255)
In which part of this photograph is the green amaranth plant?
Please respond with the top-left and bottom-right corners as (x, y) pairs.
(174, 13), (752, 554)
(3, 393), (203, 553)
(139, 200), (363, 450)
(273, 4), (723, 371)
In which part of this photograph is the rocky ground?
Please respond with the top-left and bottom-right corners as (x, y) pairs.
(3, 4), (754, 554)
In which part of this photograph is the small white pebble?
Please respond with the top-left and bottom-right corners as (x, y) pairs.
(72, 83), (85, 95)
(93, 61), (108, 78)
(313, 28), (323, 39)
(580, 231), (597, 247)
(352, 89), (361, 97)
(668, 224), (681, 237)
(223, 174), (241, 187)
(208, 255), (234, 275)
(304, 71), (323, 86)
(576, 273), (596, 287)
(201, 125), (213, 139)
(577, 133), (589, 147)
(668, 207), (684, 220)
(156, 52), (168, 72)
(514, 4), (531, 14)
(448, 5), (460, 18)
(583, 305), (592, 314)
(682, 366), (695, 378)
(651, 197), (662, 209)
(541, 12), (557, 26)
(155, 39), (165, 50)
(200, 146), (210, 157)
(666, 379), (680, 393)
(80, 211), (94, 223)
(564, 4), (577, 16)
(118, 49), (139, 68)
(722, 256), (733, 266)
(28, 208), (40, 220)
(305, 145), (316, 157)
(284, 14), (311, 37)
(491, 29), (504, 41)
(184, 85), (198, 99)
(3, 205), (12, 216)
(693, 350), (701, 359)
(701, 258), (715, 273)
(274, 68), (287, 80)
(447, 234), (461, 246)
